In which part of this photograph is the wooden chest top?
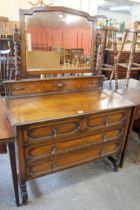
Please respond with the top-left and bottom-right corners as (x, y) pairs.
(5, 90), (134, 126)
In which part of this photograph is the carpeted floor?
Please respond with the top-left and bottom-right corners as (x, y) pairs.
(0, 132), (140, 210)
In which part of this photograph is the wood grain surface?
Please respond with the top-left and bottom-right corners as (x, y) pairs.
(5, 90), (134, 126)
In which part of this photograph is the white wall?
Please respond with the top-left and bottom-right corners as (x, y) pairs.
(0, 0), (132, 28)
(0, 0), (20, 20)
(0, 0), (99, 20)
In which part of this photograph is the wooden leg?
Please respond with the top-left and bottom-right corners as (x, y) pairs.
(108, 153), (121, 172)
(20, 183), (28, 205)
(8, 142), (20, 206)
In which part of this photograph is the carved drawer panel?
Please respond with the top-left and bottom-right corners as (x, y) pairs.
(25, 128), (123, 162)
(87, 110), (127, 131)
(26, 145), (101, 179)
(25, 118), (81, 144)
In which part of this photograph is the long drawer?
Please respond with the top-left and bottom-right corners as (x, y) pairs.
(26, 141), (119, 179)
(24, 109), (127, 145)
(25, 128), (123, 162)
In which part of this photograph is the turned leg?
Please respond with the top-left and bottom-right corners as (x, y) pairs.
(8, 142), (20, 206)
(108, 153), (121, 172)
(20, 183), (28, 205)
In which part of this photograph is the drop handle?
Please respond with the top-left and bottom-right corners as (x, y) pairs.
(53, 127), (57, 137)
(57, 83), (64, 88)
(105, 117), (109, 125)
(52, 162), (56, 172)
(103, 135), (108, 142)
(51, 145), (57, 154)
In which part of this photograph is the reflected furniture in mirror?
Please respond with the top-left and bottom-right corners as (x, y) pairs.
(4, 6), (135, 205)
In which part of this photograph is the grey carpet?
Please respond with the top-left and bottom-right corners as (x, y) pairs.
(0, 132), (140, 210)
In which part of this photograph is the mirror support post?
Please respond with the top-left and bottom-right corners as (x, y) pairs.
(13, 25), (21, 80)
(90, 21), (97, 71)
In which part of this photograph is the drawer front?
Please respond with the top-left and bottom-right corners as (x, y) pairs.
(7, 77), (102, 96)
(26, 145), (101, 179)
(26, 128), (123, 162)
(25, 118), (81, 144)
(87, 110), (127, 131)
(26, 140), (120, 179)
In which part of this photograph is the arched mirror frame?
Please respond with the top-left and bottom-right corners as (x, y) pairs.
(20, 6), (97, 78)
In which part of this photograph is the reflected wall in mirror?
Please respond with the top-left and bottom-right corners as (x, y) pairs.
(20, 7), (96, 77)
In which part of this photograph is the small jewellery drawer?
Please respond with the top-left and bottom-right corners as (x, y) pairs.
(87, 110), (127, 131)
(26, 145), (101, 179)
(25, 118), (81, 144)
(10, 77), (102, 96)
(25, 128), (123, 162)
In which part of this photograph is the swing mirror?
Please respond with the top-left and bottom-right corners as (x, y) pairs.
(20, 6), (96, 77)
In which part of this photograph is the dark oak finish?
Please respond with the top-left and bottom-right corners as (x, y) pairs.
(0, 96), (19, 206)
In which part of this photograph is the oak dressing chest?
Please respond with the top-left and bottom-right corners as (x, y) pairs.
(4, 6), (134, 204)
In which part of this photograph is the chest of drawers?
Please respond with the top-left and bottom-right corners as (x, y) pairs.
(5, 79), (134, 205)
(16, 108), (130, 180)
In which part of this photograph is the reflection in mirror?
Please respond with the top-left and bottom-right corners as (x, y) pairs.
(25, 11), (92, 71)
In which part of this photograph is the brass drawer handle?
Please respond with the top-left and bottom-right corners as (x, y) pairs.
(105, 117), (109, 125)
(57, 83), (64, 88)
(53, 127), (57, 137)
(51, 145), (57, 154)
(12, 87), (25, 91)
(52, 162), (56, 172)
(103, 135), (108, 142)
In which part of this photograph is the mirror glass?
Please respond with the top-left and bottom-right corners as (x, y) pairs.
(25, 11), (92, 71)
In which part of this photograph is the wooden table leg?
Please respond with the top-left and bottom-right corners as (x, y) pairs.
(8, 142), (20, 206)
